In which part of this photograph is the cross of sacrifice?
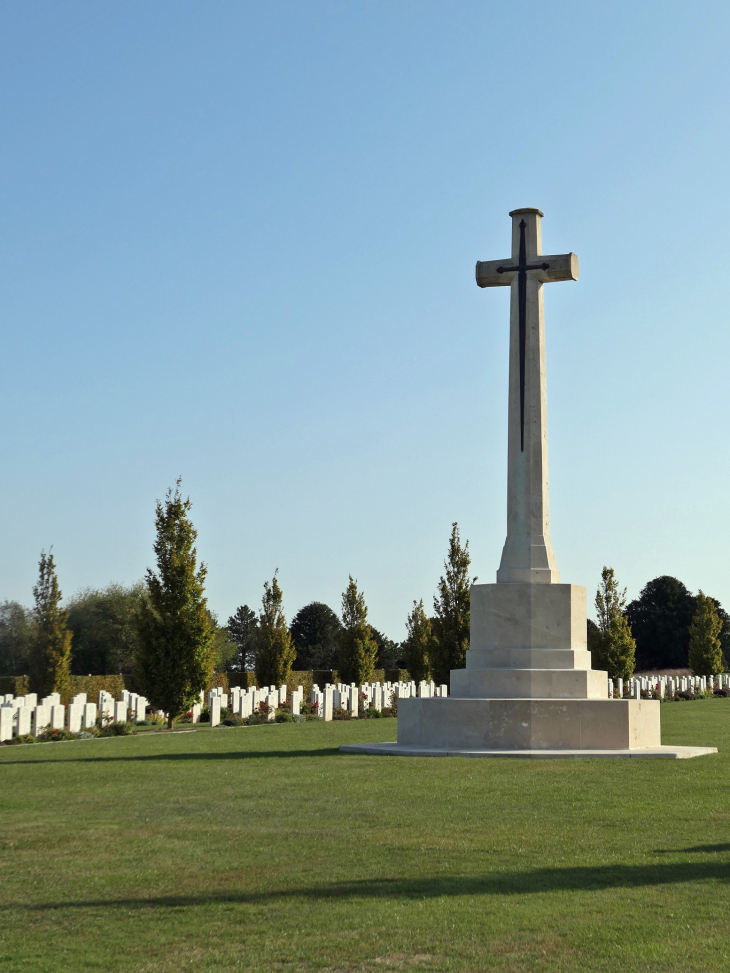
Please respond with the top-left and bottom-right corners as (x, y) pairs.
(475, 208), (579, 584)
(475, 208), (578, 451)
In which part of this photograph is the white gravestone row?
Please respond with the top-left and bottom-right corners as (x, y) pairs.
(207, 685), (301, 725)
(0, 689), (148, 741)
(606, 673), (730, 699)
(307, 680), (449, 722)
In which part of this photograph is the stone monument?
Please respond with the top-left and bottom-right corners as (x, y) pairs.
(343, 208), (716, 759)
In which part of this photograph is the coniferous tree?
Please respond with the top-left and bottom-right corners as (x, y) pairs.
(338, 575), (378, 685)
(688, 590), (723, 676)
(28, 551), (72, 698)
(431, 523), (476, 688)
(227, 605), (258, 672)
(402, 599), (432, 683)
(593, 566), (636, 680)
(135, 481), (215, 728)
(255, 572), (296, 687)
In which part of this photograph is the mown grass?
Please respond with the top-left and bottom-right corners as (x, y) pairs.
(0, 702), (728, 973)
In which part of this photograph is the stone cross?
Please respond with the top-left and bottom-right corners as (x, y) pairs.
(476, 208), (578, 583)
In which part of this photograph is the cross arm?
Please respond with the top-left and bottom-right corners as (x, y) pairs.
(475, 252), (579, 288)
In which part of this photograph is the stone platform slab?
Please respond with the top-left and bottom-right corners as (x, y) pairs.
(340, 742), (717, 759)
(397, 697), (661, 750)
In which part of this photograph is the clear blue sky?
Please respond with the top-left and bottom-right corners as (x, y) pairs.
(2, 1), (729, 638)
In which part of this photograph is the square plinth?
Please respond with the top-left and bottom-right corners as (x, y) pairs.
(450, 667), (608, 699)
(470, 583), (587, 652)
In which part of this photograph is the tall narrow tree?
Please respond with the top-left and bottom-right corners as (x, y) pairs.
(338, 575), (378, 685)
(402, 599), (432, 683)
(431, 523), (476, 688)
(136, 481), (215, 728)
(593, 566), (636, 680)
(688, 590), (723, 676)
(227, 604), (258, 672)
(255, 572), (296, 687)
(28, 551), (72, 698)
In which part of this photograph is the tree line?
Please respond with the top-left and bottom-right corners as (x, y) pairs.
(2, 481), (726, 721)
(0, 485), (475, 725)
(588, 567), (729, 679)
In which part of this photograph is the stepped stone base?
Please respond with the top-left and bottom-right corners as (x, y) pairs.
(339, 583), (715, 761)
(450, 667), (608, 699)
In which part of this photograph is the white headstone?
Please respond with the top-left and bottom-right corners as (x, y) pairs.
(32, 705), (51, 736)
(83, 703), (97, 729)
(266, 691), (278, 721)
(51, 704), (65, 730)
(0, 705), (13, 742)
(291, 694), (300, 716)
(114, 701), (127, 723)
(16, 706), (31, 736)
(67, 703), (83, 733)
(210, 696), (221, 727)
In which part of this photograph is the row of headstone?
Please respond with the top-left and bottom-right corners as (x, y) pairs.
(0, 689), (148, 742)
(206, 684), (293, 726)
(607, 673), (730, 699)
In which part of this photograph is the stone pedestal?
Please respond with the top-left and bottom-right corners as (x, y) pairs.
(342, 582), (715, 759)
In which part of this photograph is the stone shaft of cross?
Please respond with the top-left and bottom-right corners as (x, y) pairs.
(475, 208), (578, 584)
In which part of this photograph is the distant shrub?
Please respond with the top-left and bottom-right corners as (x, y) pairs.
(38, 727), (76, 742)
(275, 710), (293, 723)
(1, 733), (36, 746)
(99, 721), (134, 736)
(222, 715), (244, 726)
(199, 707), (210, 723)
(332, 707), (351, 721)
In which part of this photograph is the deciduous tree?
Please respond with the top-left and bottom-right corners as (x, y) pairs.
(0, 601), (34, 677)
(688, 590), (723, 676)
(592, 566), (635, 680)
(431, 523), (476, 688)
(289, 602), (341, 670)
(255, 572), (296, 687)
(67, 583), (144, 675)
(28, 551), (73, 697)
(402, 599), (432, 683)
(135, 481), (215, 728)
(626, 576), (696, 670)
(338, 576), (378, 685)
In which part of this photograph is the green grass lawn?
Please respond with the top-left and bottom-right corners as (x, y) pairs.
(1, 703), (729, 973)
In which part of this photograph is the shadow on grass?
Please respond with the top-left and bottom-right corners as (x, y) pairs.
(10, 860), (730, 912)
(654, 843), (730, 854)
(0, 747), (342, 764)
